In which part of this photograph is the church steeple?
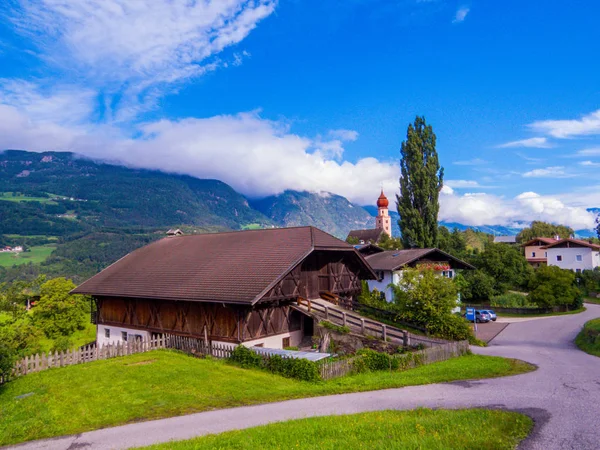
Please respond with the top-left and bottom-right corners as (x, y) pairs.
(375, 189), (391, 237)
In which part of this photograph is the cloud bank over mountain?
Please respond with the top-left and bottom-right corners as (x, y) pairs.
(0, 0), (598, 231)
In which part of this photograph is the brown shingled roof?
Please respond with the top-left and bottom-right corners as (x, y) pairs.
(365, 248), (475, 271)
(521, 237), (558, 247)
(346, 228), (383, 243)
(72, 226), (375, 305)
(542, 238), (600, 250)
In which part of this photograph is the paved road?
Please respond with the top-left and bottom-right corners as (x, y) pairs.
(8, 304), (600, 450)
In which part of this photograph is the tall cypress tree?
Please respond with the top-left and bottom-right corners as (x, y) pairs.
(397, 116), (444, 248)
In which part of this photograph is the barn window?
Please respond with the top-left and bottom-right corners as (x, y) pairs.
(121, 331), (128, 342)
(104, 328), (110, 338)
(576, 255), (582, 262)
(282, 337), (290, 348)
(557, 255), (562, 262)
(531, 252), (536, 257)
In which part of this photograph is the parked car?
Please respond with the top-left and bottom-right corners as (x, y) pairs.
(481, 309), (497, 321)
(475, 310), (491, 323)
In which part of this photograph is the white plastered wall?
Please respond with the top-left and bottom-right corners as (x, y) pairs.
(213, 330), (304, 350)
(96, 325), (151, 347)
(547, 248), (595, 271)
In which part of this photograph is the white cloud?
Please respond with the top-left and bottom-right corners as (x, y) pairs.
(522, 166), (570, 178)
(445, 180), (493, 189)
(576, 147), (600, 157)
(580, 160), (600, 167)
(497, 137), (552, 148)
(328, 129), (359, 141)
(439, 189), (597, 230)
(0, 107), (398, 205)
(0, 79), (96, 126)
(7, 0), (277, 118)
(529, 109), (600, 139)
(514, 152), (545, 163)
(452, 6), (470, 23)
(452, 158), (487, 166)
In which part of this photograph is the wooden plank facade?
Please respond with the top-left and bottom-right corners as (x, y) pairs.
(96, 297), (303, 343)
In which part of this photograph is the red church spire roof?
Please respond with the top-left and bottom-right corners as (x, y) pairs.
(377, 189), (389, 208)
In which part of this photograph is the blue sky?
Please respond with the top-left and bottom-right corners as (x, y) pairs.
(0, 0), (599, 229)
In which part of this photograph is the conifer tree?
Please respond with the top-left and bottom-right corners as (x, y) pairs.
(397, 116), (444, 248)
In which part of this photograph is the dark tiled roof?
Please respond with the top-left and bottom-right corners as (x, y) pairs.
(365, 248), (475, 271)
(347, 228), (383, 243)
(522, 237), (558, 247)
(72, 226), (372, 305)
(542, 238), (600, 250)
(355, 243), (385, 256)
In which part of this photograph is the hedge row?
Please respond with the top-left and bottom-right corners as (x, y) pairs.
(228, 345), (320, 382)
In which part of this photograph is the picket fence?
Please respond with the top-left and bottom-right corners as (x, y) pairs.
(4, 335), (237, 383)
(319, 339), (470, 380)
(3, 336), (470, 384)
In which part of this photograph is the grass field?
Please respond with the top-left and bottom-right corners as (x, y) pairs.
(142, 409), (533, 450)
(36, 323), (97, 354)
(497, 307), (586, 318)
(0, 192), (56, 204)
(584, 297), (600, 305)
(0, 350), (535, 445)
(575, 318), (600, 357)
(0, 245), (56, 267)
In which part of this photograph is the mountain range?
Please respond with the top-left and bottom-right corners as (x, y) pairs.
(1, 150), (598, 240)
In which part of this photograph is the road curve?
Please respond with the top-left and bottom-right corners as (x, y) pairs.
(7, 304), (600, 450)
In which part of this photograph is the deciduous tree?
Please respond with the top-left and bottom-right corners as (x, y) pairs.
(32, 278), (90, 338)
(516, 221), (574, 243)
(397, 116), (444, 248)
(528, 266), (581, 309)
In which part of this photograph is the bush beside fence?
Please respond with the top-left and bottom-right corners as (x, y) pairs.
(319, 340), (469, 380)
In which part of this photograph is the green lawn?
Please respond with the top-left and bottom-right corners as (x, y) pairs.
(0, 192), (56, 204)
(584, 297), (600, 305)
(0, 245), (56, 267)
(36, 323), (97, 353)
(575, 318), (600, 357)
(0, 350), (535, 445)
(141, 409), (533, 450)
(497, 307), (586, 318)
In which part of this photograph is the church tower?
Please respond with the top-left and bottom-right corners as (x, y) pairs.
(375, 190), (392, 237)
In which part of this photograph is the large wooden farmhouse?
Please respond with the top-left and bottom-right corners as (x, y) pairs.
(73, 226), (376, 349)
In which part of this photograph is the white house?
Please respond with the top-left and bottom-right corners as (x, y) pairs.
(543, 238), (600, 273)
(362, 247), (475, 302)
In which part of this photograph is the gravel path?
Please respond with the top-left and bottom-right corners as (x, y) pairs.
(7, 303), (600, 450)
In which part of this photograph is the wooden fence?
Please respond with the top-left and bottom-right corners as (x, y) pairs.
(4, 336), (468, 385)
(297, 299), (448, 348)
(3, 335), (239, 384)
(319, 340), (469, 380)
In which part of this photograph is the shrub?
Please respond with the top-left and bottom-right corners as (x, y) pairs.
(425, 314), (474, 342)
(0, 342), (15, 382)
(356, 348), (399, 371)
(51, 336), (73, 353)
(390, 268), (459, 325)
(490, 293), (535, 308)
(229, 345), (262, 369)
(528, 266), (581, 308)
(229, 346), (320, 382)
(319, 320), (350, 334)
(458, 270), (496, 301)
